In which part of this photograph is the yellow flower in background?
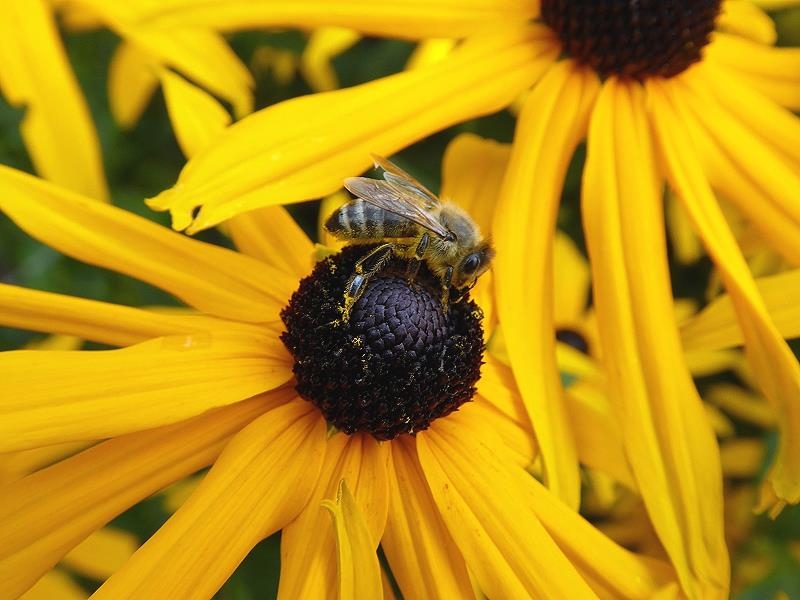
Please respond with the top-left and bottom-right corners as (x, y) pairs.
(0, 118), (681, 598)
(140, 5), (800, 596)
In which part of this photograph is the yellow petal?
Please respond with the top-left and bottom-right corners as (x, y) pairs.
(666, 191), (705, 264)
(704, 383), (776, 429)
(94, 399), (326, 599)
(553, 231), (591, 323)
(382, 437), (473, 599)
(108, 42), (159, 129)
(142, 0), (538, 39)
(651, 77), (800, 513)
(160, 69), (231, 159)
(279, 433), (390, 599)
(720, 438), (765, 478)
(406, 38), (458, 70)
(322, 480), (383, 600)
(19, 570), (85, 600)
(0, 283), (239, 347)
(493, 60), (599, 509)
(225, 206), (314, 280)
(62, 527), (138, 580)
(65, 0), (254, 118)
(301, 27), (361, 92)
(0, 441), (87, 484)
(584, 79), (728, 597)
(418, 422), (594, 598)
(749, 0), (800, 8)
(441, 132), (512, 334)
(147, 26), (558, 232)
(0, 0), (108, 200)
(566, 380), (636, 490)
(0, 392), (285, 599)
(708, 34), (800, 110)
(0, 166), (294, 322)
(682, 269), (800, 351)
(0, 329), (291, 452)
(716, 1), (776, 44)
(421, 412), (676, 598)
(675, 67), (800, 265)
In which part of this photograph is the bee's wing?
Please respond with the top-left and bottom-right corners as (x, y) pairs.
(343, 177), (453, 240)
(371, 154), (440, 208)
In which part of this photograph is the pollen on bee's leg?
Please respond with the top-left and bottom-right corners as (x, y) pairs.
(280, 244), (485, 440)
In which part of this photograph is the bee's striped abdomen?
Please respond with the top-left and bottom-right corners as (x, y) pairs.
(325, 200), (419, 240)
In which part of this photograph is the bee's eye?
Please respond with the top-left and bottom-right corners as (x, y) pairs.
(462, 253), (481, 275)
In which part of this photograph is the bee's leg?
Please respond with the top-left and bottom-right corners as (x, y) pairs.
(452, 279), (477, 304)
(342, 243), (395, 321)
(440, 266), (453, 315)
(405, 233), (429, 284)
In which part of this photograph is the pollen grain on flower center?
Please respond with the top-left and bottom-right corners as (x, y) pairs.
(280, 245), (485, 440)
(540, 0), (722, 80)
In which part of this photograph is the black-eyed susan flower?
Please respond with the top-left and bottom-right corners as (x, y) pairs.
(140, 4), (800, 596)
(0, 131), (680, 597)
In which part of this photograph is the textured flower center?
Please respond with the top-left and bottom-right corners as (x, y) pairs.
(281, 245), (484, 440)
(540, 0), (721, 79)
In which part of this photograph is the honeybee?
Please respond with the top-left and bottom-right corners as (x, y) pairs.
(325, 154), (495, 320)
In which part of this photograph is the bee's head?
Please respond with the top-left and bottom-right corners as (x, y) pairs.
(454, 242), (495, 289)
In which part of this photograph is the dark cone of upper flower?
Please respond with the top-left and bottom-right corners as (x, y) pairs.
(281, 245), (485, 440)
(541, 0), (721, 79)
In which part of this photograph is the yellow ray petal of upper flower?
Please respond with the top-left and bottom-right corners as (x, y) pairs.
(0, 283), (243, 347)
(441, 132), (512, 334)
(422, 412), (677, 598)
(381, 437), (473, 600)
(0, 441), (87, 484)
(0, 166), (294, 322)
(0, 392), (283, 599)
(707, 37), (800, 110)
(749, 0), (800, 7)
(94, 399), (326, 599)
(278, 433), (389, 599)
(278, 433), (390, 600)
(160, 69), (232, 159)
(494, 60), (599, 509)
(64, 0), (254, 118)
(322, 480), (383, 600)
(682, 269), (800, 351)
(301, 27), (361, 92)
(0, 0), (108, 201)
(406, 38), (458, 70)
(717, 1), (776, 44)
(141, 0), (538, 40)
(0, 329), (291, 452)
(61, 527), (138, 580)
(651, 79), (800, 513)
(417, 422), (595, 598)
(674, 68), (800, 266)
(19, 570), (85, 600)
(108, 42), (160, 129)
(583, 80), (728, 598)
(147, 26), (559, 233)
(566, 381), (636, 490)
(226, 206), (314, 280)
(720, 438), (766, 478)
(553, 231), (591, 324)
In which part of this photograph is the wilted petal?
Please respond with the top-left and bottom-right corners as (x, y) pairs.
(147, 26), (558, 232)
(0, 392), (284, 598)
(0, 166), (294, 322)
(493, 60), (599, 508)
(94, 400), (326, 599)
(0, 0), (108, 200)
(0, 329), (291, 451)
(322, 480), (383, 600)
(279, 433), (390, 599)
(583, 79), (728, 597)
(652, 77), (800, 515)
